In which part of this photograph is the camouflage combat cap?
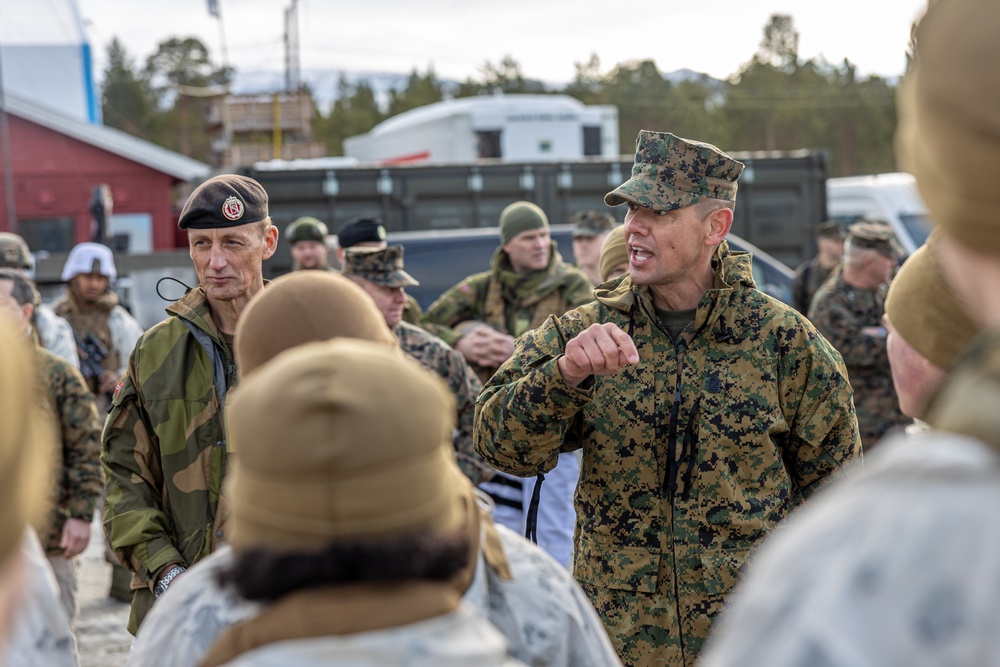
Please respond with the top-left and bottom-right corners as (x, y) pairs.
(848, 220), (904, 258)
(337, 217), (387, 249)
(343, 245), (419, 288)
(605, 131), (745, 212)
(178, 174), (270, 230)
(817, 220), (846, 240)
(571, 210), (616, 238)
(0, 232), (30, 269)
(285, 216), (328, 244)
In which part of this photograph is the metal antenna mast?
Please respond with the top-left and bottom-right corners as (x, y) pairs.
(284, 0), (300, 92)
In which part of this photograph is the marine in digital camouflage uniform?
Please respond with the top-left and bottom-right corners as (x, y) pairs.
(475, 131), (861, 667)
(421, 201), (594, 384)
(571, 209), (618, 285)
(102, 174), (279, 634)
(343, 245), (495, 485)
(790, 220), (845, 315)
(334, 216), (424, 326)
(808, 221), (908, 450)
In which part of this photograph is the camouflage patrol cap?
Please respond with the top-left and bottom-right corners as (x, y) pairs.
(605, 131), (745, 212)
(285, 216), (329, 244)
(343, 245), (419, 288)
(337, 217), (387, 249)
(848, 220), (904, 258)
(817, 220), (846, 240)
(0, 233), (30, 269)
(178, 174), (270, 230)
(571, 210), (616, 238)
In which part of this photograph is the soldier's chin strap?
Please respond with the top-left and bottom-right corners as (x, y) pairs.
(524, 471), (546, 544)
(156, 276), (194, 302)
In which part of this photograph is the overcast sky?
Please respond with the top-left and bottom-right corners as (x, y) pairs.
(65, 0), (929, 84)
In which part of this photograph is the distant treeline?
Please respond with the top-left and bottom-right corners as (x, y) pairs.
(101, 15), (908, 176)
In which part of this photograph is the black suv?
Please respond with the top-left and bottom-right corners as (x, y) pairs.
(387, 224), (794, 309)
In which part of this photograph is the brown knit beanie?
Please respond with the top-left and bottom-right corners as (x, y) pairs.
(0, 318), (50, 566)
(896, 0), (1000, 255)
(235, 271), (396, 377)
(884, 233), (980, 371)
(225, 338), (472, 552)
(599, 225), (628, 282)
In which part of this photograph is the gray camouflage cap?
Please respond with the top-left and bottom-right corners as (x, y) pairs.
(343, 245), (419, 288)
(605, 131), (745, 212)
(571, 210), (616, 238)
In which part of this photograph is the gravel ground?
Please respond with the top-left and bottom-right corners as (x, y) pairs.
(75, 518), (132, 667)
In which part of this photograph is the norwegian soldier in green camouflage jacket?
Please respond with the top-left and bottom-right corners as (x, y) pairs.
(102, 175), (278, 634)
(475, 132), (861, 667)
(421, 201), (593, 384)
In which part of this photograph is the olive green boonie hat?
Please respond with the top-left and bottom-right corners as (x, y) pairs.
(343, 245), (419, 288)
(571, 210), (616, 238)
(848, 220), (905, 259)
(605, 131), (745, 212)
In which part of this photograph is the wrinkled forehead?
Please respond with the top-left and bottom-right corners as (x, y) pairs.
(188, 223), (260, 243)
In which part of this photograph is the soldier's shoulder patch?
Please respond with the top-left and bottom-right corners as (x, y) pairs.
(113, 379), (124, 399)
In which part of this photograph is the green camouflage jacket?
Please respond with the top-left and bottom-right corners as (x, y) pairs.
(35, 345), (102, 553)
(102, 286), (235, 634)
(790, 256), (836, 315)
(421, 243), (593, 381)
(475, 243), (861, 667)
(808, 267), (908, 449)
(393, 321), (495, 485)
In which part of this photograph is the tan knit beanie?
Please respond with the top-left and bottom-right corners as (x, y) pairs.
(884, 233), (980, 371)
(896, 0), (1000, 254)
(0, 318), (50, 565)
(225, 338), (472, 552)
(599, 225), (628, 282)
(235, 270), (396, 377)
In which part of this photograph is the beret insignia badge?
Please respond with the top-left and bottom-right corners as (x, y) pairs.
(222, 196), (245, 221)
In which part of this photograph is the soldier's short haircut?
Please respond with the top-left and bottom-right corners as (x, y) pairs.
(216, 528), (470, 602)
(0, 267), (39, 308)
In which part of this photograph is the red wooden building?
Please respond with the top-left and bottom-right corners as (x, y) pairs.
(0, 92), (210, 252)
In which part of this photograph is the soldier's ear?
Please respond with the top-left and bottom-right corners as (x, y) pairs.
(705, 207), (733, 245)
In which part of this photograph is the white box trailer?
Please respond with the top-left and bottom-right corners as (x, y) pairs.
(343, 94), (619, 165)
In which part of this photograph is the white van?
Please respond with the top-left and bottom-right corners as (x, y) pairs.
(826, 172), (931, 256)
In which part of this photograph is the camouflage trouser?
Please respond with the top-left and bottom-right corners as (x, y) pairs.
(575, 546), (744, 667)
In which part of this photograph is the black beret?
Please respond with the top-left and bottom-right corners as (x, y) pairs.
(337, 217), (386, 248)
(179, 174), (270, 230)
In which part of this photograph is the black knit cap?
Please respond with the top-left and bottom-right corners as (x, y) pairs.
(337, 217), (387, 248)
(178, 174), (270, 230)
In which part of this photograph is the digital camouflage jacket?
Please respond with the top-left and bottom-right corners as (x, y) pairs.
(808, 267), (908, 449)
(102, 286), (235, 634)
(475, 243), (862, 667)
(421, 244), (593, 381)
(393, 321), (495, 485)
(35, 345), (102, 553)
